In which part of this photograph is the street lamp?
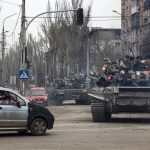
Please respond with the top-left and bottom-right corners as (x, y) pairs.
(1, 13), (16, 85)
(112, 10), (121, 16)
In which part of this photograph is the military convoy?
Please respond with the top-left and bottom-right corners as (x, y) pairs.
(48, 75), (90, 105)
(89, 56), (150, 122)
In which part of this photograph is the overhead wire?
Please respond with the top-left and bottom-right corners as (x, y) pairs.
(25, 16), (121, 23)
(0, 0), (21, 7)
(25, 19), (121, 23)
(25, 16), (121, 19)
(90, 19), (121, 21)
(25, 15), (150, 19)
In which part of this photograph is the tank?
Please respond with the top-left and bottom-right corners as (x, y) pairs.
(48, 76), (90, 105)
(89, 58), (150, 122)
(89, 86), (150, 122)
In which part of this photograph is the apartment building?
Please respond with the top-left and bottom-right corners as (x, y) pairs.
(88, 28), (121, 74)
(121, 0), (150, 57)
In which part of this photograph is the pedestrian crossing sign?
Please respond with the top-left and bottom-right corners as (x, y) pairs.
(19, 70), (29, 80)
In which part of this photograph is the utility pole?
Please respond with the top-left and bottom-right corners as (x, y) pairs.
(2, 27), (5, 64)
(20, 0), (26, 94)
(20, 0), (26, 66)
(1, 27), (5, 86)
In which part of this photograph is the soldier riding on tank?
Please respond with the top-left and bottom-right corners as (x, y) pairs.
(102, 58), (113, 76)
(119, 55), (137, 86)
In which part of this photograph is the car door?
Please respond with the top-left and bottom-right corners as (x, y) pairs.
(0, 91), (28, 128)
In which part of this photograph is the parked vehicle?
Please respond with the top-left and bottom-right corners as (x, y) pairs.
(0, 87), (54, 135)
(26, 87), (48, 106)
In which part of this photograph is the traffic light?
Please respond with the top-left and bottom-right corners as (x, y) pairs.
(25, 47), (27, 64)
(77, 8), (83, 26)
(26, 60), (31, 69)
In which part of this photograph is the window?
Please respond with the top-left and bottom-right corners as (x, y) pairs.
(17, 96), (26, 106)
(131, 13), (140, 29)
(144, 17), (148, 24)
(0, 90), (26, 106)
(31, 90), (46, 96)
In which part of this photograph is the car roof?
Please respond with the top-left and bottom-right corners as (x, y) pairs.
(31, 87), (46, 90)
(0, 87), (15, 92)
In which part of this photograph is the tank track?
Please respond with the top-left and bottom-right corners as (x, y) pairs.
(91, 98), (105, 122)
(91, 98), (111, 122)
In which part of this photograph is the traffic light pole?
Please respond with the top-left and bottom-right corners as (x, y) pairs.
(25, 9), (78, 30)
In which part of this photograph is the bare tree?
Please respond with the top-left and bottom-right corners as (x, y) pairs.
(41, 0), (92, 83)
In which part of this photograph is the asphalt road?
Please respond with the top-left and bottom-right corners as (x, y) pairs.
(0, 101), (150, 150)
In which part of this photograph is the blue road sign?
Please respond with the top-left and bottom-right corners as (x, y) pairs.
(19, 70), (29, 80)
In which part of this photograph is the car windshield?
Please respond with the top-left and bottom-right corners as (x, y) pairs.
(31, 90), (46, 96)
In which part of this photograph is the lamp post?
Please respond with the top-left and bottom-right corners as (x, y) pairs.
(1, 13), (16, 85)
(112, 10), (121, 16)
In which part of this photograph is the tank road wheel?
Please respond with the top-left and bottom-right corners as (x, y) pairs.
(30, 118), (47, 136)
(91, 98), (106, 122)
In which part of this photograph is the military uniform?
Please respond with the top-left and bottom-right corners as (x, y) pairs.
(119, 55), (137, 85)
(102, 58), (113, 76)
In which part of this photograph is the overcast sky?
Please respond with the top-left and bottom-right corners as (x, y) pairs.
(0, 0), (121, 47)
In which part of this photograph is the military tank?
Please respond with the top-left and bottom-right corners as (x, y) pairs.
(89, 58), (150, 122)
(48, 76), (90, 105)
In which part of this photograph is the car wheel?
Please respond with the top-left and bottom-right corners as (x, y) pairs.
(30, 118), (47, 136)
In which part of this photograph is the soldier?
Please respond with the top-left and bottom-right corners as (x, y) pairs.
(119, 55), (137, 86)
(133, 56), (145, 70)
(102, 58), (113, 76)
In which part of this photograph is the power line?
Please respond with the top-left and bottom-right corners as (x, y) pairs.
(26, 15), (150, 19)
(0, 0), (21, 7)
(91, 19), (121, 21)
(25, 16), (121, 19)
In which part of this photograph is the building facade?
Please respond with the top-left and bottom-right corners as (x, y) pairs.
(121, 0), (150, 57)
(88, 28), (121, 75)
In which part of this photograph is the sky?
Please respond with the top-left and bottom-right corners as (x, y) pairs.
(0, 0), (121, 47)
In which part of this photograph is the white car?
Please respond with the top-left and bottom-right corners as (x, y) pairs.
(0, 87), (54, 136)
